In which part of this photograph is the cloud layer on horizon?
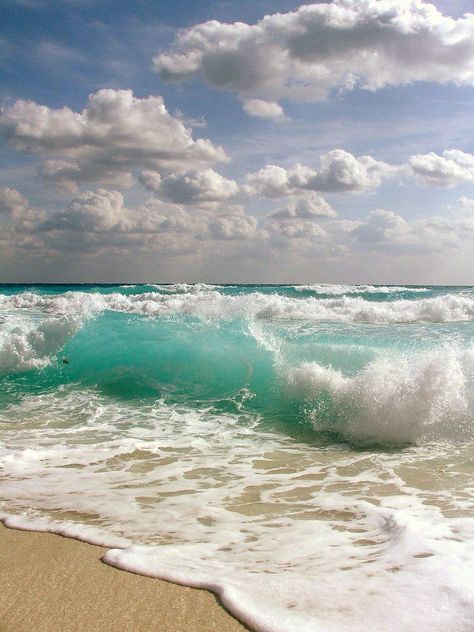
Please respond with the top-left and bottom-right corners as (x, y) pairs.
(2, 184), (473, 274)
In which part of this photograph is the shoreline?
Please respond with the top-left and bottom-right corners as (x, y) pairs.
(0, 523), (248, 632)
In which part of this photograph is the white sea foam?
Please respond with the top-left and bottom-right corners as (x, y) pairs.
(0, 313), (84, 373)
(1, 390), (473, 632)
(293, 284), (429, 295)
(1, 287), (473, 375)
(147, 282), (219, 293)
(1, 289), (473, 324)
(284, 344), (474, 445)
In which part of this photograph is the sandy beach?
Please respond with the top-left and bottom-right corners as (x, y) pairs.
(0, 523), (247, 632)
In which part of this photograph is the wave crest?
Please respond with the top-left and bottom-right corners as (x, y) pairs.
(1, 289), (474, 324)
(285, 345), (474, 445)
(0, 315), (83, 373)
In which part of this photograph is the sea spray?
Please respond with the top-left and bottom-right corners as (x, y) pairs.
(284, 344), (474, 444)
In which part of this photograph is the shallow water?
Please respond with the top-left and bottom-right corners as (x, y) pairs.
(1, 284), (473, 631)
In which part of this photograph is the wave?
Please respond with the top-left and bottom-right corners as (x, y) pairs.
(1, 314), (472, 448)
(0, 313), (85, 373)
(147, 282), (219, 293)
(293, 284), (429, 295)
(284, 343), (474, 445)
(1, 289), (474, 324)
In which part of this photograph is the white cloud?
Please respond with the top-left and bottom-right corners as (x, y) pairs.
(246, 150), (396, 197)
(139, 168), (239, 206)
(263, 194), (334, 245)
(270, 194), (336, 219)
(0, 89), (228, 191)
(242, 99), (284, 119)
(297, 150), (396, 192)
(40, 189), (129, 233)
(208, 214), (258, 240)
(351, 209), (417, 246)
(2, 184), (473, 282)
(245, 165), (293, 198)
(0, 186), (44, 230)
(348, 205), (474, 253)
(34, 188), (258, 254)
(266, 219), (327, 241)
(155, 1), (474, 115)
(39, 189), (207, 238)
(408, 149), (474, 187)
(0, 186), (29, 217)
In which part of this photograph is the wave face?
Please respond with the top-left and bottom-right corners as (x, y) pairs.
(1, 283), (474, 631)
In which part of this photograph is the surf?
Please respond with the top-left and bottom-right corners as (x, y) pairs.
(1, 283), (474, 632)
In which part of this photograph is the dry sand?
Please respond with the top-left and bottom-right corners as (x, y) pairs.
(0, 523), (248, 632)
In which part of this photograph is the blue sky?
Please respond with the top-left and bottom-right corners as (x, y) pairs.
(1, 0), (474, 283)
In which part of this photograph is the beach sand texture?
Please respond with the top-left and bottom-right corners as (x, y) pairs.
(0, 524), (247, 632)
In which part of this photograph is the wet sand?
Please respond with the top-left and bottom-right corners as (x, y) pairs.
(0, 523), (248, 632)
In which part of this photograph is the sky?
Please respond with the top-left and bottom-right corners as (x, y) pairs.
(1, 0), (474, 283)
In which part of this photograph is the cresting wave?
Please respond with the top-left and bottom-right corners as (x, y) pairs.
(0, 312), (85, 373)
(1, 288), (473, 323)
(284, 344), (474, 444)
(150, 283), (430, 295)
(1, 286), (473, 447)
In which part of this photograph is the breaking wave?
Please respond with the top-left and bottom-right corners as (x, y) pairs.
(0, 313), (85, 373)
(1, 287), (473, 324)
(284, 344), (474, 445)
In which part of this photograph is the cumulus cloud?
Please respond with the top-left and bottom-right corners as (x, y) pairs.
(0, 89), (228, 191)
(39, 189), (208, 238)
(246, 150), (396, 197)
(298, 150), (396, 192)
(208, 214), (258, 240)
(40, 189), (130, 233)
(139, 168), (239, 206)
(245, 165), (293, 198)
(351, 209), (416, 246)
(0, 187), (29, 217)
(0, 186), (44, 229)
(270, 194), (336, 219)
(2, 183), (473, 279)
(408, 149), (474, 187)
(242, 99), (284, 119)
(263, 194), (334, 245)
(33, 188), (259, 255)
(348, 204), (474, 254)
(266, 219), (327, 241)
(155, 1), (474, 114)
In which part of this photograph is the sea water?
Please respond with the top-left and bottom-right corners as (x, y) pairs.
(0, 284), (473, 631)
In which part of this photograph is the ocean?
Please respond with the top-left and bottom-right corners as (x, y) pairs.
(0, 283), (473, 631)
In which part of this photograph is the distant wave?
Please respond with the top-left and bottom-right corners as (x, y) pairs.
(293, 284), (429, 295)
(1, 289), (473, 325)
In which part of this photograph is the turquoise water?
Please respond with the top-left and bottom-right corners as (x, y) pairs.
(1, 284), (473, 631)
